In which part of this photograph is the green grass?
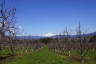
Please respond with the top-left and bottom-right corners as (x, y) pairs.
(0, 48), (10, 57)
(0, 48), (33, 57)
(1, 47), (96, 64)
(5, 47), (62, 64)
(4, 46), (79, 64)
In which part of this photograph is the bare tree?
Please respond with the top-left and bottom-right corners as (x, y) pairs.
(76, 22), (88, 64)
(0, 0), (16, 55)
(62, 27), (71, 56)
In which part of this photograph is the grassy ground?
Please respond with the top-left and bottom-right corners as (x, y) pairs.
(0, 48), (33, 57)
(1, 47), (96, 64)
(3, 47), (64, 64)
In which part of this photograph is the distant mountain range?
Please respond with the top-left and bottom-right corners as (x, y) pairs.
(86, 32), (96, 36)
(52, 32), (96, 39)
(15, 32), (96, 40)
(15, 36), (46, 40)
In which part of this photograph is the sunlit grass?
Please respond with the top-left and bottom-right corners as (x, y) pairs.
(1, 46), (96, 64)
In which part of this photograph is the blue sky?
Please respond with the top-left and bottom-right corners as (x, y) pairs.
(6, 0), (96, 36)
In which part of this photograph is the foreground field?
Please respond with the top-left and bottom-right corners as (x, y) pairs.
(0, 46), (96, 64)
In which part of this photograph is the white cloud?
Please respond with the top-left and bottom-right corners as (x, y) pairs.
(18, 25), (22, 29)
(42, 33), (55, 37)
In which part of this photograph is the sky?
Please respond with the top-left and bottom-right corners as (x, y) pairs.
(4, 0), (96, 36)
